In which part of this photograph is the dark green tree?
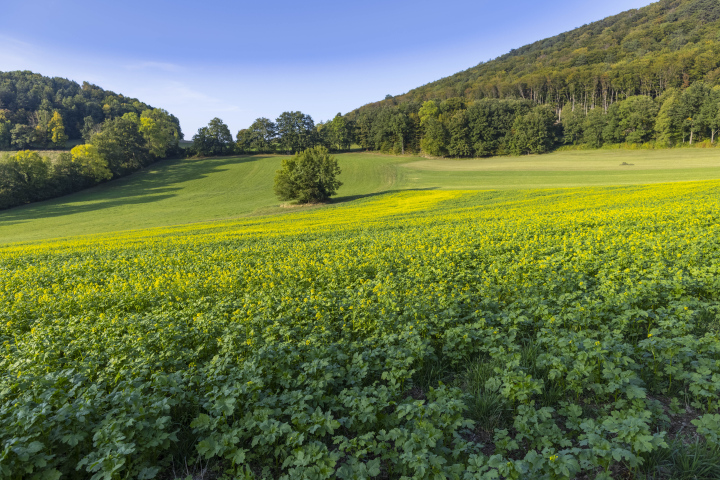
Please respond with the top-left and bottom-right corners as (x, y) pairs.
(561, 106), (585, 145)
(0, 120), (11, 149)
(354, 110), (376, 150)
(509, 106), (558, 155)
(655, 89), (684, 146)
(273, 146), (342, 203)
(603, 96), (659, 144)
(10, 124), (35, 149)
(207, 117), (233, 155)
(369, 108), (409, 153)
(235, 128), (251, 154)
(192, 118), (233, 156)
(91, 116), (149, 175)
(466, 100), (531, 156)
(447, 110), (471, 157)
(327, 114), (354, 151)
(276, 111), (316, 154)
(388, 112), (410, 154)
(679, 83), (710, 144)
(583, 107), (607, 147)
(420, 117), (448, 157)
(699, 87), (720, 143)
(241, 117), (277, 153)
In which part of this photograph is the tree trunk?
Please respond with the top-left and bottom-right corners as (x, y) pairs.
(603, 89), (608, 113)
(690, 130), (694, 146)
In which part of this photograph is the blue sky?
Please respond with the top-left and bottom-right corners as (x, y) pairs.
(1, 0), (654, 136)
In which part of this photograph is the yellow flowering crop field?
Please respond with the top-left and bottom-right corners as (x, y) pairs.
(2, 181), (720, 479)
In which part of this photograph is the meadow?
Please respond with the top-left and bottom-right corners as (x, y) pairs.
(2, 158), (720, 478)
(1, 149), (720, 243)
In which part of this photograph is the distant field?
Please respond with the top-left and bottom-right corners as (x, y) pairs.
(399, 149), (720, 189)
(0, 148), (719, 243)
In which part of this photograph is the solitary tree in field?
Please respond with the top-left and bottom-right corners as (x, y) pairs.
(274, 146), (342, 203)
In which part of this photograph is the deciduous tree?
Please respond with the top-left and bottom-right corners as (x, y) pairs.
(274, 146), (342, 203)
(509, 106), (557, 155)
(70, 144), (112, 181)
(192, 118), (233, 156)
(139, 109), (180, 158)
(91, 116), (149, 175)
(49, 111), (68, 148)
(276, 111), (315, 154)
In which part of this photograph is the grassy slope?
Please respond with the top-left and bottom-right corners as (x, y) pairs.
(0, 149), (718, 243)
(398, 149), (720, 189)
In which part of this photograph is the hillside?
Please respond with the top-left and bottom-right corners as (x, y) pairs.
(373, 0), (720, 107)
(0, 70), (182, 148)
(340, 0), (720, 159)
(2, 149), (720, 243)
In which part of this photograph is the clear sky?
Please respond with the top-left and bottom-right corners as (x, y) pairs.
(1, 0), (655, 137)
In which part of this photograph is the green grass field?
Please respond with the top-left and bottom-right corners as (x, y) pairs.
(0, 148), (719, 243)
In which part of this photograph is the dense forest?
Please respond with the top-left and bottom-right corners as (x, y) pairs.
(0, 71), (184, 209)
(373, 0), (720, 109)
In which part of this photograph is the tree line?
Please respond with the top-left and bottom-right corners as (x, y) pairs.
(0, 109), (183, 209)
(191, 79), (719, 161)
(351, 82), (720, 156)
(188, 111), (354, 157)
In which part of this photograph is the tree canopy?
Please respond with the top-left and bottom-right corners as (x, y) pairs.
(191, 118), (234, 157)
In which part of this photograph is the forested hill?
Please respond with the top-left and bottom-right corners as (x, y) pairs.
(337, 0), (720, 158)
(0, 70), (182, 149)
(360, 0), (720, 110)
(0, 72), (185, 210)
